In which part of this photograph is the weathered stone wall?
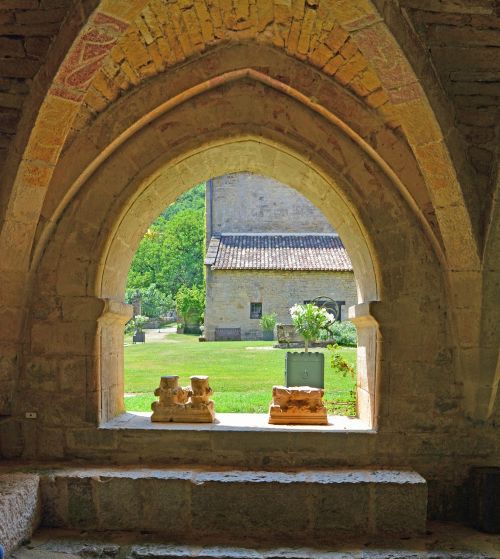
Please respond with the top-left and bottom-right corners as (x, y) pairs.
(205, 269), (357, 340)
(394, 0), (500, 222)
(208, 173), (335, 235)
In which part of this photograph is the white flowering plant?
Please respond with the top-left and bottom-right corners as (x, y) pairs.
(132, 314), (149, 333)
(289, 303), (335, 352)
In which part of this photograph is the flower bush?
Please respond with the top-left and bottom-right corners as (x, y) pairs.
(290, 303), (335, 352)
(125, 314), (149, 334)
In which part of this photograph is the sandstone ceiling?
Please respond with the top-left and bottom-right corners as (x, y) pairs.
(0, 0), (498, 235)
(397, 0), (500, 229)
(0, 0), (78, 167)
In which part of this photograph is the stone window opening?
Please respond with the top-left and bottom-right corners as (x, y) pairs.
(111, 171), (377, 430)
(250, 302), (263, 319)
(90, 140), (379, 430)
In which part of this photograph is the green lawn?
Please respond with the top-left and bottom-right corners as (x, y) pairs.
(124, 333), (357, 415)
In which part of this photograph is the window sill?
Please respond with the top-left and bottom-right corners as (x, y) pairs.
(101, 412), (374, 433)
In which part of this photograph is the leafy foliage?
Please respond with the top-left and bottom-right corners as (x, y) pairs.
(161, 183), (205, 220)
(126, 285), (175, 318)
(330, 320), (357, 347)
(159, 209), (205, 294)
(328, 343), (356, 379)
(260, 313), (277, 331)
(175, 284), (205, 325)
(125, 314), (149, 334)
(290, 303), (335, 351)
(126, 183), (206, 303)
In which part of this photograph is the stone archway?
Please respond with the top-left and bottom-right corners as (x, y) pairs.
(99, 138), (380, 426)
(0, 2), (497, 527)
(18, 65), (450, 450)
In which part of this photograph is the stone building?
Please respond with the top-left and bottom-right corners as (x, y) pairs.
(204, 173), (357, 340)
(0, 1), (499, 556)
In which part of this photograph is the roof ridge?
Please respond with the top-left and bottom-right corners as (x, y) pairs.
(218, 232), (340, 237)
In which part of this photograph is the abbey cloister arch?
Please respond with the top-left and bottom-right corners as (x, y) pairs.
(0, 1), (497, 503)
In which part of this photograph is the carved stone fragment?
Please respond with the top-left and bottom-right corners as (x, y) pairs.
(268, 385), (328, 425)
(151, 375), (215, 423)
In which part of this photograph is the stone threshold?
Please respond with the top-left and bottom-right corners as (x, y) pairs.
(13, 524), (500, 559)
(101, 412), (374, 432)
(19, 467), (428, 542)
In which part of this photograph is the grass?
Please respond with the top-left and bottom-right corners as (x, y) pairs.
(124, 333), (357, 415)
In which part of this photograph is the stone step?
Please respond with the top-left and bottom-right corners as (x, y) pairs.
(11, 524), (500, 559)
(39, 468), (427, 542)
(0, 473), (40, 557)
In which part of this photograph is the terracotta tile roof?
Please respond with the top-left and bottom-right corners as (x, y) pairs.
(205, 234), (353, 271)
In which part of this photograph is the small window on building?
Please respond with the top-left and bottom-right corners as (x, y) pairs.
(250, 302), (262, 319)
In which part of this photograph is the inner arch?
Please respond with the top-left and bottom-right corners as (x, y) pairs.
(100, 138), (379, 304)
(96, 138), (380, 427)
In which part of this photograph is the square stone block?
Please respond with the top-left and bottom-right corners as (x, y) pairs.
(191, 475), (313, 540)
(94, 476), (142, 530)
(372, 479), (427, 535)
(0, 473), (41, 557)
(140, 476), (191, 534)
(66, 476), (97, 530)
(312, 481), (371, 536)
(39, 476), (68, 528)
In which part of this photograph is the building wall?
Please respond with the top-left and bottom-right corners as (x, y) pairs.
(205, 269), (357, 340)
(207, 173), (335, 236)
(205, 172), (356, 340)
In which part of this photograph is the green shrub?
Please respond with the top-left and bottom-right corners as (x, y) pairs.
(125, 285), (174, 318)
(330, 320), (357, 347)
(125, 314), (149, 334)
(260, 313), (277, 331)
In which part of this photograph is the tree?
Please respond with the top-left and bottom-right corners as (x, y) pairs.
(156, 208), (205, 296)
(126, 227), (166, 291)
(161, 183), (205, 220)
(125, 285), (175, 318)
(126, 206), (205, 298)
(175, 284), (205, 326)
(126, 183), (206, 329)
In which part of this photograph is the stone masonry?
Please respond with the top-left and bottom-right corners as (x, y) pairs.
(0, 473), (40, 556)
(207, 172), (334, 235)
(205, 269), (356, 341)
(37, 467), (427, 539)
